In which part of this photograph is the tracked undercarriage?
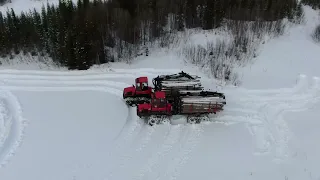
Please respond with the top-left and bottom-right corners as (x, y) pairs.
(186, 114), (211, 124)
(144, 115), (170, 126)
(124, 96), (150, 106)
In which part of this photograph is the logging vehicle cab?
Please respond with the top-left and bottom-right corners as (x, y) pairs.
(123, 77), (153, 106)
(137, 91), (172, 118)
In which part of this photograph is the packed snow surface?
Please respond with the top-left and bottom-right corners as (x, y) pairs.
(0, 66), (319, 180)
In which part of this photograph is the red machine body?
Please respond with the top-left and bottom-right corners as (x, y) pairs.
(137, 90), (225, 125)
(123, 77), (153, 106)
(137, 91), (172, 117)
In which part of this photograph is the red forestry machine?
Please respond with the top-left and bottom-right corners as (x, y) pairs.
(122, 71), (226, 125)
(122, 76), (153, 106)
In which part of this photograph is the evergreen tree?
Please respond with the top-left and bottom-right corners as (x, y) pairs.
(0, 0), (299, 70)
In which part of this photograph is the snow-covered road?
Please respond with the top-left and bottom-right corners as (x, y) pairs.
(0, 68), (318, 180)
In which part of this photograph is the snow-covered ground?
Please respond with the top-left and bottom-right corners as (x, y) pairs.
(0, 2), (320, 180)
(0, 67), (318, 180)
(237, 6), (320, 89)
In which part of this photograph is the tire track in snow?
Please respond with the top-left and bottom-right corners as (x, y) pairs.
(213, 113), (263, 126)
(0, 78), (135, 171)
(133, 124), (184, 180)
(231, 74), (309, 106)
(214, 76), (310, 130)
(0, 68), (184, 95)
(0, 73), (139, 81)
(0, 79), (129, 89)
(0, 68), (181, 82)
(242, 75), (309, 155)
(104, 107), (145, 173)
(0, 90), (27, 168)
(0, 71), (127, 97)
(165, 124), (205, 180)
(0, 69), (205, 175)
(0, 86), (124, 98)
(106, 68), (182, 74)
(0, 69), (146, 173)
(246, 75), (309, 102)
(231, 74), (309, 96)
(130, 124), (187, 180)
(119, 124), (172, 180)
(107, 123), (156, 180)
(269, 76), (320, 161)
(158, 124), (205, 180)
(0, 68), (181, 76)
(112, 107), (142, 142)
(211, 106), (263, 126)
(246, 75), (320, 161)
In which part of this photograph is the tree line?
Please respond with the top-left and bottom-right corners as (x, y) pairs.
(0, 0), (10, 6)
(0, 0), (299, 70)
(301, 0), (320, 42)
(301, 0), (320, 9)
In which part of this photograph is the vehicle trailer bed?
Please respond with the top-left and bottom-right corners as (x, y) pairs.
(172, 96), (224, 115)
